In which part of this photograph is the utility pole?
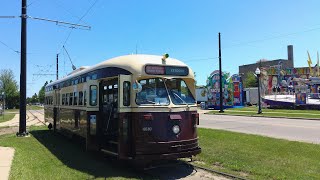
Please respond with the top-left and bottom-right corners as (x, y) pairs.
(56, 54), (59, 80)
(0, 1), (91, 137)
(218, 32), (224, 113)
(17, 0), (28, 136)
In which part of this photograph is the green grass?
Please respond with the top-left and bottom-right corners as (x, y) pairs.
(0, 126), (144, 180)
(2, 105), (43, 113)
(4, 109), (19, 113)
(26, 105), (44, 110)
(2, 126), (319, 179)
(193, 128), (320, 179)
(208, 106), (320, 119)
(0, 113), (15, 123)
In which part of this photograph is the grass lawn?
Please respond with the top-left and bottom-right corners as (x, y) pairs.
(208, 106), (320, 119)
(193, 128), (320, 179)
(0, 126), (145, 180)
(27, 105), (44, 110)
(1, 126), (319, 179)
(3, 109), (19, 113)
(0, 114), (15, 123)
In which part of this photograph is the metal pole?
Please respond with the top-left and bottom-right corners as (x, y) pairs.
(2, 94), (4, 121)
(257, 74), (262, 114)
(219, 32), (224, 113)
(18, 0), (27, 136)
(56, 54), (59, 80)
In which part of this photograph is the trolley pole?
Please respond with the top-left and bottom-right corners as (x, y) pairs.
(218, 32), (224, 113)
(18, 0), (27, 136)
(56, 54), (59, 80)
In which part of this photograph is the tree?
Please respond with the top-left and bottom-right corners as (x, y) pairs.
(38, 81), (48, 104)
(26, 97), (31, 105)
(31, 93), (39, 104)
(243, 72), (258, 88)
(0, 69), (19, 109)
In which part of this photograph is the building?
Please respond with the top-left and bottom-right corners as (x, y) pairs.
(239, 45), (294, 84)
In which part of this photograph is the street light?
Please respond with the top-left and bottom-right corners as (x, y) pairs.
(255, 67), (262, 114)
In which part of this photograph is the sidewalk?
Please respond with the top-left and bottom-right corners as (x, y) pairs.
(0, 147), (15, 180)
(0, 110), (45, 180)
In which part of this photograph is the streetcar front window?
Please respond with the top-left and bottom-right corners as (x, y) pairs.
(165, 78), (195, 105)
(136, 78), (169, 105)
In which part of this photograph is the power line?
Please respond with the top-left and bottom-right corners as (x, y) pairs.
(0, 16), (17, 18)
(0, 39), (20, 54)
(58, 0), (99, 53)
(27, 0), (41, 7)
(28, 16), (91, 29)
(224, 25), (320, 50)
(52, 0), (88, 25)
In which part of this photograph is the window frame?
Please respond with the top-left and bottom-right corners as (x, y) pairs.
(89, 85), (97, 106)
(123, 81), (131, 106)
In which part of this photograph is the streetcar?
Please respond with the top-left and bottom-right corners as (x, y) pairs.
(44, 54), (201, 164)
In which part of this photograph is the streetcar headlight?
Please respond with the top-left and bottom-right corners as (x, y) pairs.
(172, 125), (180, 134)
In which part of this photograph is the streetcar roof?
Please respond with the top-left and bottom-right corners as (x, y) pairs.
(46, 54), (193, 87)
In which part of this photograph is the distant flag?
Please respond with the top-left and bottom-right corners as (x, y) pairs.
(307, 51), (313, 75)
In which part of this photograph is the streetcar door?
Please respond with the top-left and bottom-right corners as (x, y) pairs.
(54, 89), (60, 131)
(100, 78), (119, 153)
(86, 80), (99, 151)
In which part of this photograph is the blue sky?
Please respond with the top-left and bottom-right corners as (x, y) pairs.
(1, 0), (320, 97)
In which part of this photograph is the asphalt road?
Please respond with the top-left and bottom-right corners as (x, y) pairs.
(199, 113), (320, 144)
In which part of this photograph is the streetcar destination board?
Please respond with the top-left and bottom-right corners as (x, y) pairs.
(145, 65), (189, 76)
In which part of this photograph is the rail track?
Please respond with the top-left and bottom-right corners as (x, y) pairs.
(187, 162), (247, 180)
(27, 109), (46, 126)
(143, 160), (247, 180)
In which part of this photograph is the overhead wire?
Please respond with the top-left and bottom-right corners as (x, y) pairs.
(58, 0), (99, 53)
(27, 0), (42, 7)
(223, 25), (320, 50)
(0, 39), (20, 54)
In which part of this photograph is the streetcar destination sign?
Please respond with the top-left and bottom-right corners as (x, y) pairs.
(145, 65), (189, 76)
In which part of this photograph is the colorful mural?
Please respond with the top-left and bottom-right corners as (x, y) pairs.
(261, 65), (312, 96)
(205, 71), (243, 109)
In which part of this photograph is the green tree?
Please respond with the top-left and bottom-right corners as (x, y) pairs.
(31, 93), (39, 104)
(26, 97), (31, 105)
(243, 72), (258, 88)
(0, 69), (20, 109)
(38, 81), (48, 104)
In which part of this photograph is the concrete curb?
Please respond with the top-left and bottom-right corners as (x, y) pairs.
(0, 147), (15, 180)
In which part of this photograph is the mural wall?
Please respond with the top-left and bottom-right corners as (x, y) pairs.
(205, 70), (243, 109)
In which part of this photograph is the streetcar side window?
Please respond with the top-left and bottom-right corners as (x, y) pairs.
(65, 93), (69, 105)
(90, 86), (97, 106)
(92, 74), (97, 80)
(69, 93), (73, 105)
(62, 94), (65, 105)
(74, 92), (78, 106)
(123, 81), (130, 106)
(79, 91), (83, 105)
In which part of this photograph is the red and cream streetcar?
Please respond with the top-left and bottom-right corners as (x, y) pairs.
(45, 54), (201, 164)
